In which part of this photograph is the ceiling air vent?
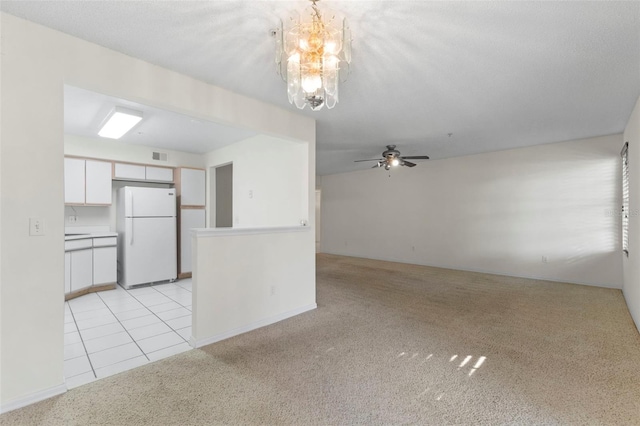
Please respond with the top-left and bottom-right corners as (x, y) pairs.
(152, 151), (168, 162)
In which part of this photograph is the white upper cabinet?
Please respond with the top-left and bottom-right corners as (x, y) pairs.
(113, 162), (174, 183)
(64, 157), (86, 204)
(146, 166), (174, 182)
(65, 157), (112, 205)
(85, 160), (112, 205)
(114, 163), (145, 180)
(180, 168), (205, 206)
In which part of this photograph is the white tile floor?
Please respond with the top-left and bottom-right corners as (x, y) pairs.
(64, 279), (193, 389)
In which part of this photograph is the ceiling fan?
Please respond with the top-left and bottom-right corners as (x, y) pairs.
(354, 145), (430, 170)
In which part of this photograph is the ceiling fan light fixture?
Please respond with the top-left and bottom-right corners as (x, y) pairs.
(274, 0), (352, 111)
(98, 106), (143, 139)
(354, 145), (430, 170)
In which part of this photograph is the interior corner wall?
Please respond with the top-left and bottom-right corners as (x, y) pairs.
(321, 134), (623, 288)
(623, 94), (640, 332)
(0, 12), (314, 409)
(205, 134), (310, 228)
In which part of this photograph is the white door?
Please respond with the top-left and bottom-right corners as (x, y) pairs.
(123, 217), (177, 286)
(64, 158), (85, 204)
(180, 209), (205, 274)
(114, 163), (145, 180)
(125, 187), (176, 217)
(85, 160), (112, 205)
(145, 166), (174, 182)
(70, 249), (93, 292)
(180, 168), (205, 206)
(93, 247), (117, 285)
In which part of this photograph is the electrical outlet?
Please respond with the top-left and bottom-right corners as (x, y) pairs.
(270, 285), (276, 296)
(29, 217), (44, 236)
(248, 190), (253, 199)
(68, 215), (78, 223)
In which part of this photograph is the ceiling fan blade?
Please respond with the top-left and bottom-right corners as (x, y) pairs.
(371, 163), (381, 168)
(402, 155), (430, 160)
(402, 160), (417, 167)
(354, 159), (383, 162)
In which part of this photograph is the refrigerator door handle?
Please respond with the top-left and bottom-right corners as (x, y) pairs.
(129, 219), (134, 245)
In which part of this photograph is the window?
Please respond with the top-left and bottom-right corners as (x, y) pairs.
(622, 142), (629, 256)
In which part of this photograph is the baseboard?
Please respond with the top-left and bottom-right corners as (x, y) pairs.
(193, 303), (317, 348)
(65, 283), (116, 301)
(0, 383), (67, 414)
(320, 251), (622, 290)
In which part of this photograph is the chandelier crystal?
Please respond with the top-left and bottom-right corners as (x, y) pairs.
(274, 0), (352, 111)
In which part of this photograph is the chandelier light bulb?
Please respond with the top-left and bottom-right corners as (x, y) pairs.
(274, 0), (352, 111)
(391, 158), (400, 167)
(301, 75), (322, 93)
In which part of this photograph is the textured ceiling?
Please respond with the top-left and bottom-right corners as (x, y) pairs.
(2, 1), (639, 175)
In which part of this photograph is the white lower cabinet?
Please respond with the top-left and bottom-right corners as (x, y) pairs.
(93, 246), (117, 285)
(70, 249), (93, 293)
(65, 235), (117, 297)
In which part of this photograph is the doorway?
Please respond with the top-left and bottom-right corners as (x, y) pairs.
(210, 163), (233, 228)
(315, 189), (321, 252)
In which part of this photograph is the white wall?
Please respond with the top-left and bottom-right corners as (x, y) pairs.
(192, 227), (316, 346)
(321, 135), (623, 288)
(623, 95), (640, 331)
(206, 135), (309, 228)
(0, 13), (314, 411)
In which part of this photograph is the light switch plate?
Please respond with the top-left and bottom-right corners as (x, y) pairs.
(29, 217), (45, 236)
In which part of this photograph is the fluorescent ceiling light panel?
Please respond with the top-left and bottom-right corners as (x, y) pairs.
(98, 106), (143, 139)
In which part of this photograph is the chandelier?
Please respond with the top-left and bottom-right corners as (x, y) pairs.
(274, 0), (352, 111)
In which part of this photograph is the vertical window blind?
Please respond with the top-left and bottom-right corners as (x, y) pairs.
(622, 142), (629, 256)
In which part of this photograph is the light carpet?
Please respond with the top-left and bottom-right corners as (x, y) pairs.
(2, 254), (640, 425)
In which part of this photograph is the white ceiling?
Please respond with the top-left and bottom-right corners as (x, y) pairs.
(64, 85), (257, 154)
(2, 1), (639, 175)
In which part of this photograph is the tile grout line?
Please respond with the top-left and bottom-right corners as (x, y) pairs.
(126, 291), (191, 344)
(96, 291), (152, 362)
(70, 283), (193, 373)
(107, 282), (193, 348)
(65, 283), (193, 386)
(66, 302), (98, 380)
(126, 284), (193, 344)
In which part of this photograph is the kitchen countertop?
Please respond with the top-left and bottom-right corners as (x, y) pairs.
(65, 232), (118, 241)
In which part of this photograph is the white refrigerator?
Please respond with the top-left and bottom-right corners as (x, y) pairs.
(117, 186), (177, 289)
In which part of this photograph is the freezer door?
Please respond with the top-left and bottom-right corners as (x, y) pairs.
(124, 186), (176, 217)
(120, 217), (177, 287)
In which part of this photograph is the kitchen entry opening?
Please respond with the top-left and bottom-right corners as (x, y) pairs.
(210, 163), (233, 228)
